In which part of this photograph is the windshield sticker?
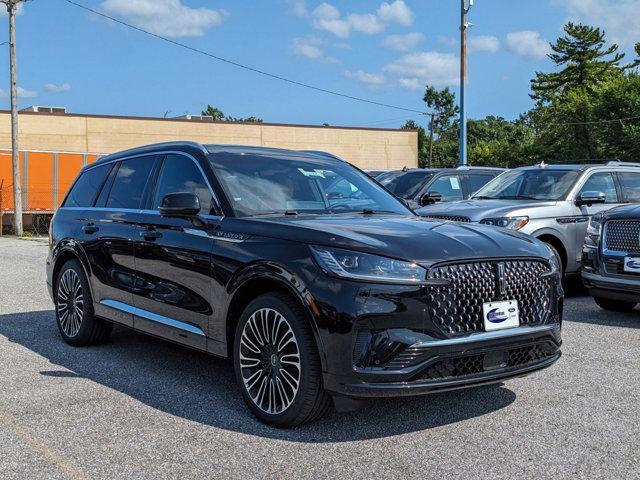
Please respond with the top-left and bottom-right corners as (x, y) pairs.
(450, 177), (461, 190)
(297, 168), (326, 178)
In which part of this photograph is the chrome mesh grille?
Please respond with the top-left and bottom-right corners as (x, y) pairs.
(426, 260), (554, 336)
(423, 214), (471, 223)
(604, 220), (640, 253)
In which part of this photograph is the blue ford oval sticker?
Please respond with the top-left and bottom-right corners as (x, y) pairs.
(624, 257), (640, 273)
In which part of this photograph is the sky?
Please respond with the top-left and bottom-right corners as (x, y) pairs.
(0, 0), (639, 129)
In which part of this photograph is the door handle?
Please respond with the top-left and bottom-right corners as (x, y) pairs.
(140, 229), (162, 240)
(83, 223), (98, 234)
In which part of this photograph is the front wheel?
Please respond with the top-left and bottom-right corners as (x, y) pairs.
(55, 259), (112, 346)
(233, 293), (332, 427)
(594, 296), (637, 312)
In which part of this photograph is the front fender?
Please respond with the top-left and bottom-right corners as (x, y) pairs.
(223, 260), (327, 369)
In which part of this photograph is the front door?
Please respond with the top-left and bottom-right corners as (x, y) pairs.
(132, 153), (220, 350)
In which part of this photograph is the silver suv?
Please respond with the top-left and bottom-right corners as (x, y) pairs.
(416, 161), (640, 277)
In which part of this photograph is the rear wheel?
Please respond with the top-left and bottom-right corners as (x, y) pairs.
(233, 293), (332, 427)
(55, 259), (113, 346)
(594, 296), (637, 312)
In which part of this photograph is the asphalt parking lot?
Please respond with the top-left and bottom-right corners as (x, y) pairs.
(0, 236), (638, 480)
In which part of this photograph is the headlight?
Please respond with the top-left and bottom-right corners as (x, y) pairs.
(480, 216), (529, 230)
(585, 213), (603, 247)
(309, 245), (426, 284)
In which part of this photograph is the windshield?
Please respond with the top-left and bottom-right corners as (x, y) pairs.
(209, 154), (412, 217)
(377, 170), (435, 199)
(473, 169), (581, 201)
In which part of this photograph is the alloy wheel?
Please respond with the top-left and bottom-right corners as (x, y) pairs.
(56, 269), (84, 337)
(239, 308), (301, 414)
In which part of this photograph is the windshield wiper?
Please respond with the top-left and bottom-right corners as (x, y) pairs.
(252, 210), (299, 216)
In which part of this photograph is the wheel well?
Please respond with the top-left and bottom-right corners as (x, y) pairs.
(226, 278), (307, 357)
(52, 250), (80, 290)
(537, 234), (567, 271)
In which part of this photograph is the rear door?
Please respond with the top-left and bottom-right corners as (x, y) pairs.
(131, 153), (220, 350)
(617, 171), (640, 204)
(77, 155), (158, 326)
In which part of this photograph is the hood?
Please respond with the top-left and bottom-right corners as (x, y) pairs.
(225, 214), (551, 266)
(602, 204), (640, 221)
(415, 199), (558, 221)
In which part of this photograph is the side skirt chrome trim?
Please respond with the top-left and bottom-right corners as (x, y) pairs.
(100, 299), (206, 336)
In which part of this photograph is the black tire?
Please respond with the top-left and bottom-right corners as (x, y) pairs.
(544, 242), (564, 278)
(233, 292), (332, 427)
(54, 259), (113, 346)
(594, 296), (637, 312)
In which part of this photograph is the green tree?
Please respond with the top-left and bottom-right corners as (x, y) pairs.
(201, 104), (263, 123)
(201, 104), (226, 121)
(531, 23), (624, 103)
(401, 120), (428, 167)
(423, 86), (459, 135)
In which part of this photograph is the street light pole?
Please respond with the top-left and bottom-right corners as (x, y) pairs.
(459, 0), (473, 166)
(2, 0), (25, 236)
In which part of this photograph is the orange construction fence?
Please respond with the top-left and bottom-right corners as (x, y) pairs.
(0, 150), (102, 213)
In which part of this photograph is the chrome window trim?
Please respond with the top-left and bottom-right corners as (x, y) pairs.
(100, 299), (206, 336)
(65, 150), (223, 215)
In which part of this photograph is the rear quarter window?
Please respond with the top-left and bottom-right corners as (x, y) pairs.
(62, 163), (113, 208)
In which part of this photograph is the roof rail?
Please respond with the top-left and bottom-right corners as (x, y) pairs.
(606, 160), (640, 167)
(456, 165), (505, 171)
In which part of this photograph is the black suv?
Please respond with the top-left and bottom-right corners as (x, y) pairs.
(377, 166), (505, 209)
(582, 204), (640, 311)
(47, 142), (563, 427)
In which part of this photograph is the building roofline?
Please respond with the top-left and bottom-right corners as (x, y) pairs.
(0, 109), (417, 134)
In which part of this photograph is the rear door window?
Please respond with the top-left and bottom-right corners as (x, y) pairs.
(618, 172), (640, 202)
(105, 156), (156, 209)
(63, 163), (113, 208)
(468, 174), (497, 195)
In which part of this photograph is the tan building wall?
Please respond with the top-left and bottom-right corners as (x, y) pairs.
(0, 111), (418, 170)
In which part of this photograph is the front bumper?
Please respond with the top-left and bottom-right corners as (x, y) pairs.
(323, 324), (562, 398)
(581, 270), (640, 303)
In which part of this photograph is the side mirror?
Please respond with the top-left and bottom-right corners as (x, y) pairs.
(159, 192), (200, 217)
(576, 191), (606, 207)
(419, 191), (443, 207)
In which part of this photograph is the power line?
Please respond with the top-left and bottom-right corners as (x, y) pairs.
(63, 0), (430, 116)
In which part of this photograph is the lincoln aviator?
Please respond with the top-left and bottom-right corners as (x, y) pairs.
(47, 142), (563, 427)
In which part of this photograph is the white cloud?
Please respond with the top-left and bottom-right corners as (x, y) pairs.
(506, 31), (550, 60)
(0, 86), (38, 98)
(345, 69), (386, 88)
(347, 13), (385, 35)
(100, 0), (227, 38)
(312, 1), (415, 38)
(45, 83), (72, 93)
(381, 32), (424, 52)
(312, 3), (350, 38)
(287, 0), (307, 17)
(290, 37), (338, 63)
(470, 35), (500, 53)
(560, 0), (640, 49)
(376, 0), (414, 26)
(385, 51), (459, 89)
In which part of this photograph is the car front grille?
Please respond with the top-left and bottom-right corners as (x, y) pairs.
(604, 220), (640, 253)
(426, 259), (555, 337)
(423, 214), (471, 223)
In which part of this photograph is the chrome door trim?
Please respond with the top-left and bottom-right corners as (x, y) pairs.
(100, 299), (206, 336)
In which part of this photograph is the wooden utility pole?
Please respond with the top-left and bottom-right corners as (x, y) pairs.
(459, 0), (473, 167)
(2, 0), (26, 236)
(428, 113), (435, 169)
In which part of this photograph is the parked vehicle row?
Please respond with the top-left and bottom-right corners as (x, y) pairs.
(47, 143), (563, 427)
(376, 166), (504, 209)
